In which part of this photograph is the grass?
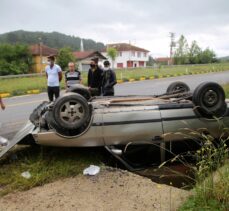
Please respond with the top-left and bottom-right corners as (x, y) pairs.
(180, 161), (229, 211)
(177, 125), (229, 210)
(0, 146), (103, 196)
(1, 63), (229, 96)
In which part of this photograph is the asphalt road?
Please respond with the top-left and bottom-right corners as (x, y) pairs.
(1, 71), (229, 138)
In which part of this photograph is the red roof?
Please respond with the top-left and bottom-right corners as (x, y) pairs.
(29, 44), (58, 56)
(155, 57), (171, 62)
(73, 51), (107, 60)
(102, 43), (150, 53)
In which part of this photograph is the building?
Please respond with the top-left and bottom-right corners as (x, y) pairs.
(74, 51), (107, 71)
(154, 57), (173, 65)
(101, 43), (150, 68)
(29, 44), (58, 73)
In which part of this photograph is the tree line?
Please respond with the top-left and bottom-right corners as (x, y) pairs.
(174, 35), (218, 65)
(0, 30), (105, 51)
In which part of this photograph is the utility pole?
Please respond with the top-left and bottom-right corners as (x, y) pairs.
(169, 32), (175, 65)
(38, 37), (43, 73)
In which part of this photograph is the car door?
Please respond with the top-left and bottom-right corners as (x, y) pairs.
(103, 105), (164, 146)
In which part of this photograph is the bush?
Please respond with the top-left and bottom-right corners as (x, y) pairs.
(0, 44), (32, 75)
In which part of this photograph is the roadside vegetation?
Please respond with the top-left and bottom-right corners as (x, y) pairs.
(0, 146), (102, 196)
(179, 133), (229, 210)
(1, 63), (229, 96)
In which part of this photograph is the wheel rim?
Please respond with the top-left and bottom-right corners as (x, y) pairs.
(60, 100), (85, 123)
(203, 89), (218, 107)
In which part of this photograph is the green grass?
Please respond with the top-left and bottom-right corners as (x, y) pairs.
(179, 161), (229, 211)
(1, 63), (229, 96)
(0, 146), (102, 196)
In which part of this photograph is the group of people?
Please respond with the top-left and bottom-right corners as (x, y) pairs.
(0, 55), (116, 111)
(45, 55), (116, 102)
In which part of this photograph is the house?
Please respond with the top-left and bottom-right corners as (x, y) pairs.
(29, 44), (58, 73)
(154, 57), (173, 65)
(101, 43), (150, 68)
(73, 51), (107, 71)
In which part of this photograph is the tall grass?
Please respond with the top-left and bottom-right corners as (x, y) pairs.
(177, 129), (229, 210)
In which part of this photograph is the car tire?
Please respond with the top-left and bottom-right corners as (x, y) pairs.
(52, 93), (90, 130)
(166, 81), (190, 94)
(192, 82), (227, 118)
(66, 85), (91, 101)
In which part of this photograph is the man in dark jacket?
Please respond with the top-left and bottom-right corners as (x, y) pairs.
(102, 60), (117, 96)
(87, 57), (103, 96)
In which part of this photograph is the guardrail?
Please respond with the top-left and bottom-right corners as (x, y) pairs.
(0, 72), (46, 79)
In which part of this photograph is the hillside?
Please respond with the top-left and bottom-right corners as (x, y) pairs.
(0, 30), (105, 51)
(219, 56), (229, 62)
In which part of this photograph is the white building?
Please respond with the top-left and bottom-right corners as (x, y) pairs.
(101, 43), (150, 68)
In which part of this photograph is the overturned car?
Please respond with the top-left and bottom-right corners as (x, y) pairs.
(1, 81), (229, 163)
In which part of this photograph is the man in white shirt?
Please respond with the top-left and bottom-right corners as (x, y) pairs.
(45, 55), (62, 102)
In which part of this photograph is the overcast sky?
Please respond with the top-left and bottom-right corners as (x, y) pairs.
(1, 0), (229, 57)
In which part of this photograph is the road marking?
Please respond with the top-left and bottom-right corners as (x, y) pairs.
(7, 100), (43, 107)
(1, 121), (26, 127)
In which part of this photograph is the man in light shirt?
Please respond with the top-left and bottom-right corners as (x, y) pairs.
(45, 55), (62, 102)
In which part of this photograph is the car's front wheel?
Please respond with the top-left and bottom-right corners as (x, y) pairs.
(166, 81), (190, 94)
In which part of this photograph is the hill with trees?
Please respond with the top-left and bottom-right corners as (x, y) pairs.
(0, 30), (105, 51)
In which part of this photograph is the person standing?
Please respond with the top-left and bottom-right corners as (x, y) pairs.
(102, 60), (117, 96)
(45, 55), (62, 102)
(0, 95), (5, 110)
(87, 57), (103, 95)
(65, 62), (82, 88)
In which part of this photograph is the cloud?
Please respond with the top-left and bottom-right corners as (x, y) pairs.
(0, 0), (229, 56)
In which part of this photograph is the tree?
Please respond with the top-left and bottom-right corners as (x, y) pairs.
(107, 47), (117, 68)
(189, 40), (202, 64)
(146, 55), (155, 66)
(199, 48), (217, 64)
(174, 35), (190, 65)
(56, 47), (76, 71)
(0, 44), (32, 75)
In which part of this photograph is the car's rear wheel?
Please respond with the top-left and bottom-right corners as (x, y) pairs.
(192, 82), (227, 118)
(166, 81), (190, 94)
(66, 85), (91, 101)
(52, 93), (90, 130)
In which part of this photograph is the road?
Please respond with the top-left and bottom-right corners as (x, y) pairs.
(1, 71), (229, 138)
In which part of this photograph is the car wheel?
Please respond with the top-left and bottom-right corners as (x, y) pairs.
(66, 85), (91, 101)
(192, 82), (227, 118)
(166, 81), (190, 94)
(52, 93), (90, 130)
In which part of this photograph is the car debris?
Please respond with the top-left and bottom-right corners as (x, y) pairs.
(21, 171), (31, 179)
(83, 165), (100, 176)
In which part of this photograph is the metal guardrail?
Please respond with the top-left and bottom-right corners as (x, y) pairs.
(0, 72), (46, 79)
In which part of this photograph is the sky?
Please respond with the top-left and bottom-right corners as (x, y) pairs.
(1, 0), (229, 57)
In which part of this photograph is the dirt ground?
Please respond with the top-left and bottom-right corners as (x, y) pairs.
(0, 167), (191, 211)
